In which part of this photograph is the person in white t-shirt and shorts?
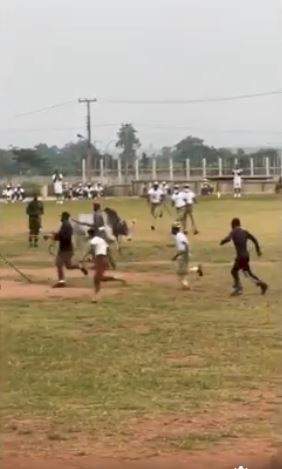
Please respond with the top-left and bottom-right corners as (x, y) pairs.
(171, 186), (188, 231)
(183, 184), (199, 234)
(233, 168), (243, 198)
(85, 228), (126, 302)
(171, 222), (203, 290)
(52, 170), (64, 204)
(147, 182), (165, 230)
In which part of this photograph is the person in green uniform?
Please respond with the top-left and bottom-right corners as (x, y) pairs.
(26, 194), (44, 247)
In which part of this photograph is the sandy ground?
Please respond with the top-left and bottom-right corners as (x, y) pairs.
(2, 265), (281, 468)
(0, 266), (179, 301)
(2, 445), (281, 469)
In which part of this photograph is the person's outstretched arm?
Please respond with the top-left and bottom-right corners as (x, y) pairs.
(71, 218), (93, 228)
(247, 231), (262, 256)
(220, 232), (232, 246)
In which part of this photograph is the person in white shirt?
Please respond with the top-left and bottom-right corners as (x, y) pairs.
(183, 184), (199, 234)
(171, 222), (203, 290)
(233, 167), (243, 198)
(5, 185), (13, 203)
(147, 182), (165, 230)
(171, 185), (189, 231)
(13, 184), (25, 202)
(85, 228), (126, 303)
(52, 170), (64, 204)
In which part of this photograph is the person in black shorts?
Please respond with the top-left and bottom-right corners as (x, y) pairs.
(45, 212), (88, 288)
(220, 217), (268, 296)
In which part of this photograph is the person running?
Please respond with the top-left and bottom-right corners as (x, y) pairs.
(84, 227), (126, 303)
(49, 212), (88, 288)
(183, 184), (199, 234)
(26, 194), (44, 247)
(72, 203), (118, 269)
(220, 217), (268, 296)
(171, 222), (203, 290)
(171, 186), (189, 232)
(147, 182), (165, 230)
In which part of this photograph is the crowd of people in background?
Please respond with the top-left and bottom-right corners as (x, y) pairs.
(1, 184), (25, 203)
(63, 182), (105, 201)
(52, 170), (105, 203)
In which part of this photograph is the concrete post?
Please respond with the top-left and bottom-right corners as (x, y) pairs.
(186, 158), (190, 179)
(265, 156), (270, 177)
(135, 158), (140, 181)
(250, 157), (254, 177)
(82, 158), (86, 183)
(218, 157), (222, 177)
(152, 158), (157, 180)
(169, 157), (174, 181)
(202, 158), (207, 178)
(99, 157), (104, 179)
(41, 185), (48, 199)
(117, 157), (122, 184)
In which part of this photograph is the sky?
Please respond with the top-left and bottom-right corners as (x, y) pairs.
(1, 0), (282, 152)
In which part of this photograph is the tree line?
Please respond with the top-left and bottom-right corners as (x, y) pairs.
(0, 123), (278, 176)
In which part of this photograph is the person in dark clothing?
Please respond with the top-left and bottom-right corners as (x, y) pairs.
(220, 217), (268, 296)
(50, 212), (88, 288)
(26, 194), (44, 247)
(72, 202), (105, 231)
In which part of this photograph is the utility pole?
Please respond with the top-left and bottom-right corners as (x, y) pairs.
(78, 98), (97, 175)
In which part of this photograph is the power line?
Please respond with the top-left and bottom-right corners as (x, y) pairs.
(3, 124), (282, 134)
(14, 99), (77, 118)
(12, 88), (282, 120)
(102, 89), (282, 104)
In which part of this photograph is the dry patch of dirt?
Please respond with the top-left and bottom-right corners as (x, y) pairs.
(0, 267), (181, 301)
(2, 439), (279, 469)
(3, 390), (279, 464)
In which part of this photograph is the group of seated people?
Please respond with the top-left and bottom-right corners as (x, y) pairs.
(63, 182), (105, 200)
(1, 184), (25, 202)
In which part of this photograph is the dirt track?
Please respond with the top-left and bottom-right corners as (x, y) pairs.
(3, 447), (281, 469)
(0, 267), (178, 301)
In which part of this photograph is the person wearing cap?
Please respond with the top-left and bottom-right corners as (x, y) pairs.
(147, 181), (165, 230)
(48, 211), (88, 288)
(183, 184), (199, 235)
(171, 185), (189, 232)
(171, 222), (203, 289)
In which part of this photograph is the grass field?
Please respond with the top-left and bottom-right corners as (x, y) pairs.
(1, 195), (282, 464)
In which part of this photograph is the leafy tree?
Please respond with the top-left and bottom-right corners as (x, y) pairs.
(173, 136), (205, 164)
(12, 148), (50, 175)
(116, 123), (140, 179)
(0, 149), (17, 174)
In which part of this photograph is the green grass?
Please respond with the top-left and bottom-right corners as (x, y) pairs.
(1, 195), (282, 453)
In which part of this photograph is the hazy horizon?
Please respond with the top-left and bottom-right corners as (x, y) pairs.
(1, 0), (282, 151)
